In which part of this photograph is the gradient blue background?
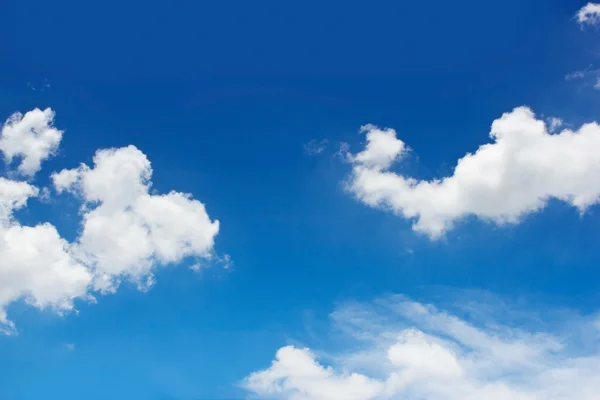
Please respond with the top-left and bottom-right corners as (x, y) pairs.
(1, 0), (599, 398)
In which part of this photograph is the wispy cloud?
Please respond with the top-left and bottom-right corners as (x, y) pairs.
(566, 69), (590, 81)
(303, 139), (329, 155)
(243, 293), (600, 400)
(565, 65), (598, 82)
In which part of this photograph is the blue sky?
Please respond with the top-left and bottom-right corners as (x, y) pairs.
(2, 0), (600, 399)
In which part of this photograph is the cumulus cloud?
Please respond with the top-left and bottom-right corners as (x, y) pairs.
(0, 110), (90, 333)
(243, 294), (600, 400)
(577, 3), (600, 27)
(344, 107), (600, 238)
(52, 145), (220, 292)
(0, 108), (220, 332)
(246, 346), (385, 400)
(0, 178), (91, 334)
(0, 108), (63, 177)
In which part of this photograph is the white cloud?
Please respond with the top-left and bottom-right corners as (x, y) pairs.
(0, 109), (91, 333)
(52, 145), (220, 292)
(344, 107), (600, 238)
(0, 108), (63, 177)
(577, 3), (600, 26)
(243, 294), (600, 400)
(246, 346), (385, 400)
(0, 108), (221, 332)
(0, 177), (92, 334)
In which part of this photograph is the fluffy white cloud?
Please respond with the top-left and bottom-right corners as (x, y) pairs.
(246, 346), (385, 400)
(0, 176), (92, 334)
(0, 108), (63, 177)
(0, 108), (220, 332)
(0, 224), (93, 332)
(344, 107), (600, 238)
(0, 177), (38, 222)
(52, 145), (220, 292)
(243, 294), (600, 400)
(577, 3), (600, 26)
(0, 109), (91, 333)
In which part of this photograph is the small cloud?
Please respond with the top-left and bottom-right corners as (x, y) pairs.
(334, 142), (351, 161)
(547, 117), (563, 133)
(577, 2), (600, 27)
(565, 65), (595, 81)
(38, 187), (51, 202)
(303, 139), (328, 155)
(190, 254), (231, 273)
(66, 343), (75, 351)
(0, 108), (63, 177)
(564, 66), (600, 91)
(221, 253), (233, 269)
(566, 70), (587, 80)
(190, 262), (202, 272)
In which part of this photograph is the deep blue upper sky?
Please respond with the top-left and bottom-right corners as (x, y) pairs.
(1, 0), (600, 399)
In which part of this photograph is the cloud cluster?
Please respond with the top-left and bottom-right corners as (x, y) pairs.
(0, 108), (220, 332)
(244, 294), (600, 400)
(577, 3), (600, 27)
(344, 107), (600, 238)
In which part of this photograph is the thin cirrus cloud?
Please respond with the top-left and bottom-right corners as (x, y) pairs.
(343, 107), (600, 239)
(243, 294), (600, 400)
(0, 108), (220, 333)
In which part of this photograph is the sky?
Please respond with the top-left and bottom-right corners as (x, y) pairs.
(2, 0), (600, 399)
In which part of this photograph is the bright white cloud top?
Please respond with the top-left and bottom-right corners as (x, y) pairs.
(0, 108), (220, 333)
(345, 107), (600, 238)
(0, 108), (63, 176)
(0, 176), (92, 334)
(577, 2), (600, 26)
(52, 146), (220, 292)
(244, 294), (600, 400)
